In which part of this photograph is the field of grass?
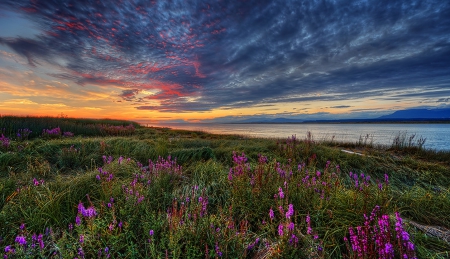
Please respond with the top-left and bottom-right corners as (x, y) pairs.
(1, 117), (449, 258)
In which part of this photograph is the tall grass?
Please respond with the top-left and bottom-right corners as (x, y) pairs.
(0, 115), (140, 139)
(1, 118), (449, 258)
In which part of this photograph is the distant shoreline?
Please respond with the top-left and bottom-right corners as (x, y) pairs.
(229, 119), (450, 124)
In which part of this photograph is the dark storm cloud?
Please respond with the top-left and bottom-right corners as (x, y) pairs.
(1, 0), (450, 112)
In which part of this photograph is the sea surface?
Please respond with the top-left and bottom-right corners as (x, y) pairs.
(144, 123), (450, 151)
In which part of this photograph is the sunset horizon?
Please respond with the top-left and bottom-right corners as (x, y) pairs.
(1, 0), (450, 123)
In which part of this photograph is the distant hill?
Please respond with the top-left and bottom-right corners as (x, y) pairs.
(378, 108), (450, 119)
(231, 108), (450, 124)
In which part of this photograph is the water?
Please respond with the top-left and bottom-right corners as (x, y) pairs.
(144, 123), (450, 151)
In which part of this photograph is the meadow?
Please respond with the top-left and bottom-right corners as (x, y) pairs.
(0, 116), (449, 258)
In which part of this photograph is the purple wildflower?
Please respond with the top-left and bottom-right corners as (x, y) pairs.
(288, 222), (295, 231)
(286, 204), (294, 219)
(215, 242), (222, 257)
(269, 208), (274, 220)
(38, 234), (44, 249)
(15, 235), (27, 246)
(278, 223), (284, 236)
(278, 187), (284, 199)
(75, 216), (81, 226)
(4, 245), (15, 254)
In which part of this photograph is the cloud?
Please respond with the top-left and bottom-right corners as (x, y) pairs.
(0, 98), (37, 106)
(330, 105), (352, 109)
(0, 0), (449, 114)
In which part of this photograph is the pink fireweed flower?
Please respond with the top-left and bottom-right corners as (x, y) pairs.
(269, 208), (274, 220)
(306, 214), (312, 235)
(75, 216), (81, 226)
(278, 187), (284, 199)
(288, 222), (295, 231)
(38, 234), (44, 249)
(278, 224), (284, 236)
(286, 204), (294, 219)
(15, 235), (27, 246)
(289, 234), (299, 246)
(4, 245), (15, 254)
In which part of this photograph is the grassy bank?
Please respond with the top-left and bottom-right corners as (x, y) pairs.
(1, 117), (449, 258)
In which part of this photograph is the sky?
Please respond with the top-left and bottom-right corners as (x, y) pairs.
(0, 0), (449, 123)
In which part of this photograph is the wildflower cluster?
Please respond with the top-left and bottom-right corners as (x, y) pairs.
(145, 155), (182, 176)
(349, 171), (371, 190)
(75, 200), (97, 227)
(2, 224), (47, 258)
(0, 134), (10, 150)
(99, 124), (135, 136)
(298, 160), (340, 200)
(345, 206), (417, 259)
(16, 128), (32, 141)
(63, 131), (74, 137)
(32, 178), (45, 186)
(42, 127), (61, 138)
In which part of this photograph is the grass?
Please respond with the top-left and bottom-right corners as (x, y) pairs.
(0, 117), (449, 258)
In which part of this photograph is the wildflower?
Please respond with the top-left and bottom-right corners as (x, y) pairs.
(149, 230), (154, 236)
(15, 235), (27, 246)
(288, 222), (295, 231)
(38, 234), (44, 249)
(78, 247), (85, 258)
(278, 224), (284, 236)
(269, 208), (274, 220)
(75, 216), (81, 226)
(384, 243), (394, 257)
(286, 204), (294, 219)
(32, 233), (37, 248)
(79, 234), (84, 244)
(278, 187), (284, 199)
(306, 214), (312, 235)
(4, 245), (15, 254)
(215, 242), (222, 257)
(289, 234), (298, 246)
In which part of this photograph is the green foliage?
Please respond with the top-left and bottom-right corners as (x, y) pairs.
(1, 118), (450, 258)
